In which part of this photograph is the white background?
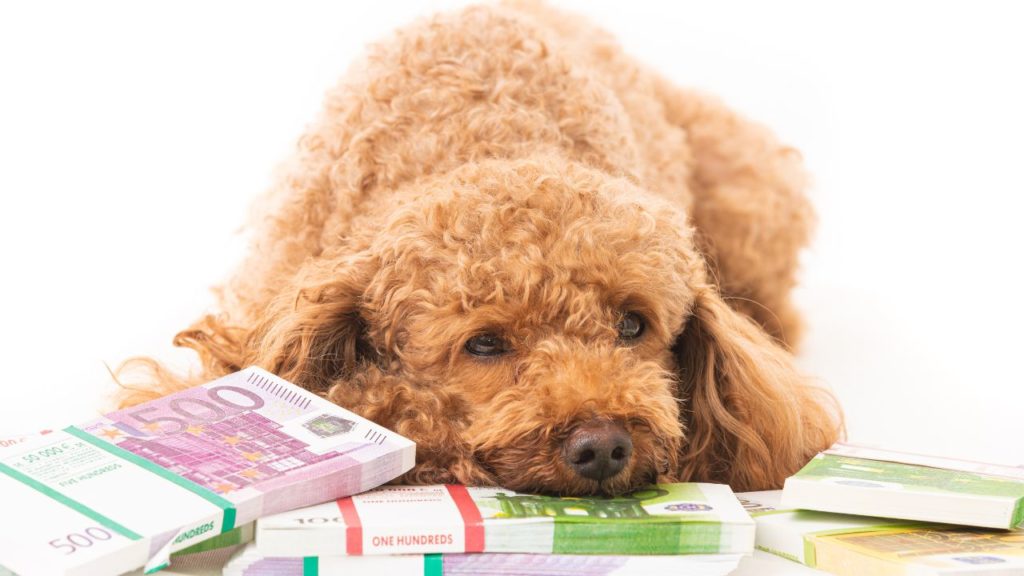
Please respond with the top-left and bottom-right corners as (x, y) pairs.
(2, 1), (1022, 469)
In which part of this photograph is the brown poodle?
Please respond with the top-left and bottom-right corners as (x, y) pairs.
(119, 1), (841, 495)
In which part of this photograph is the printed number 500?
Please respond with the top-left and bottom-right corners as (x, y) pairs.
(49, 527), (112, 555)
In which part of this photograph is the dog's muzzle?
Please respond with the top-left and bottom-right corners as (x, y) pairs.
(561, 419), (633, 482)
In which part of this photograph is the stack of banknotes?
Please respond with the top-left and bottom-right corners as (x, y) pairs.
(224, 547), (744, 576)
(0, 367), (415, 576)
(781, 443), (1024, 529)
(221, 482), (755, 575)
(13, 367), (1019, 576)
(740, 442), (1024, 575)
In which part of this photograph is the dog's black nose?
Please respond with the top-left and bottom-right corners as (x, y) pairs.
(562, 420), (632, 481)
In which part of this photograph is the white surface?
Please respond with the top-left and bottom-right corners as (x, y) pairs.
(1, 2), (1022, 564)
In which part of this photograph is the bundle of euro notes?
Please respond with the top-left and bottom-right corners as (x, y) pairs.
(215, 483), (753, 576)
(732, 442), (1024, 575)
(223, 544), (745, 576)
(741, 490), (1024, 575)
(781, 443), (1024, 529)
(252, 483), (754, 556)
(0, 367), (415, 576)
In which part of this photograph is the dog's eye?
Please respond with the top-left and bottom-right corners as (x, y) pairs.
(465, 333), (508, 357)
(616, 312), (645, 341)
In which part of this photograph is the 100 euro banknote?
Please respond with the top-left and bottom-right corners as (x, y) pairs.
(0, 367), (415, 576)
(781, 443), (1024, 529)
(741, 490), (1024, 575)
(255, 483), (754, 557)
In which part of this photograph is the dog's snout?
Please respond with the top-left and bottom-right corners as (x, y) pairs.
(562, 419), (632, 482)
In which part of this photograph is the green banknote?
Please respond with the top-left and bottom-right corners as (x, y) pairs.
(255, 483), (755, 557)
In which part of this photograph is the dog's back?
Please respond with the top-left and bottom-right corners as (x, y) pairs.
(221, 3), (809, 348)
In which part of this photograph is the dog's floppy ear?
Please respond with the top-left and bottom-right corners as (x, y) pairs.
(673, 287), (841, 490)
(251, 252), (380, 394)
(173, 252), (380, 395)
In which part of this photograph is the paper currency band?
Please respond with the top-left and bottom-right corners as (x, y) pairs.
(300, 555), (444, 576)
(423, 553), (444, 576)
(64, 426), (237, 533)
(336, 494), (363, 554)
(335, 486), (483, 555)
(445, 484), (484, 553)
(0, 460), (142, 541)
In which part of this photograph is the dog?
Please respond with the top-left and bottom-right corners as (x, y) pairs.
(119, 1), (842, 496)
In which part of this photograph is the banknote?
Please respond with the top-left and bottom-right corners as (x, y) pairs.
(742, 490), (1024, 575)
(781, 443), (1024, 529)
(224, 543), (743, 576)
(0, 367), (415, 576)
(255, 483), (754, 557)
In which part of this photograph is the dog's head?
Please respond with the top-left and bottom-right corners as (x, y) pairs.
(235, 156), (838, 494)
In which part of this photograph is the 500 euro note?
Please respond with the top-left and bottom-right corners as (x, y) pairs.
(0, 367), (414, 576)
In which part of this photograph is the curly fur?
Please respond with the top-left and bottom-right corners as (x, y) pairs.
(117, 1), (841, 494)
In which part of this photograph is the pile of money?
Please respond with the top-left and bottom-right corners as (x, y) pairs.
(20, 374), (1017, 576)
(254, 483), (754, 556)
(782, 443), (1024, 529)
(224, 545), (745, 576)
(742, 490), (1024, 575)
(0, 367), (415, 576)
(0, 367), (756, 576)
(219, 482), (754, 575)
(742, 443), (1024, 575)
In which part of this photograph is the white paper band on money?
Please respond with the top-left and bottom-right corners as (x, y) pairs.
(255, 483), (755, 557)
(0, 367), (415, 576)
